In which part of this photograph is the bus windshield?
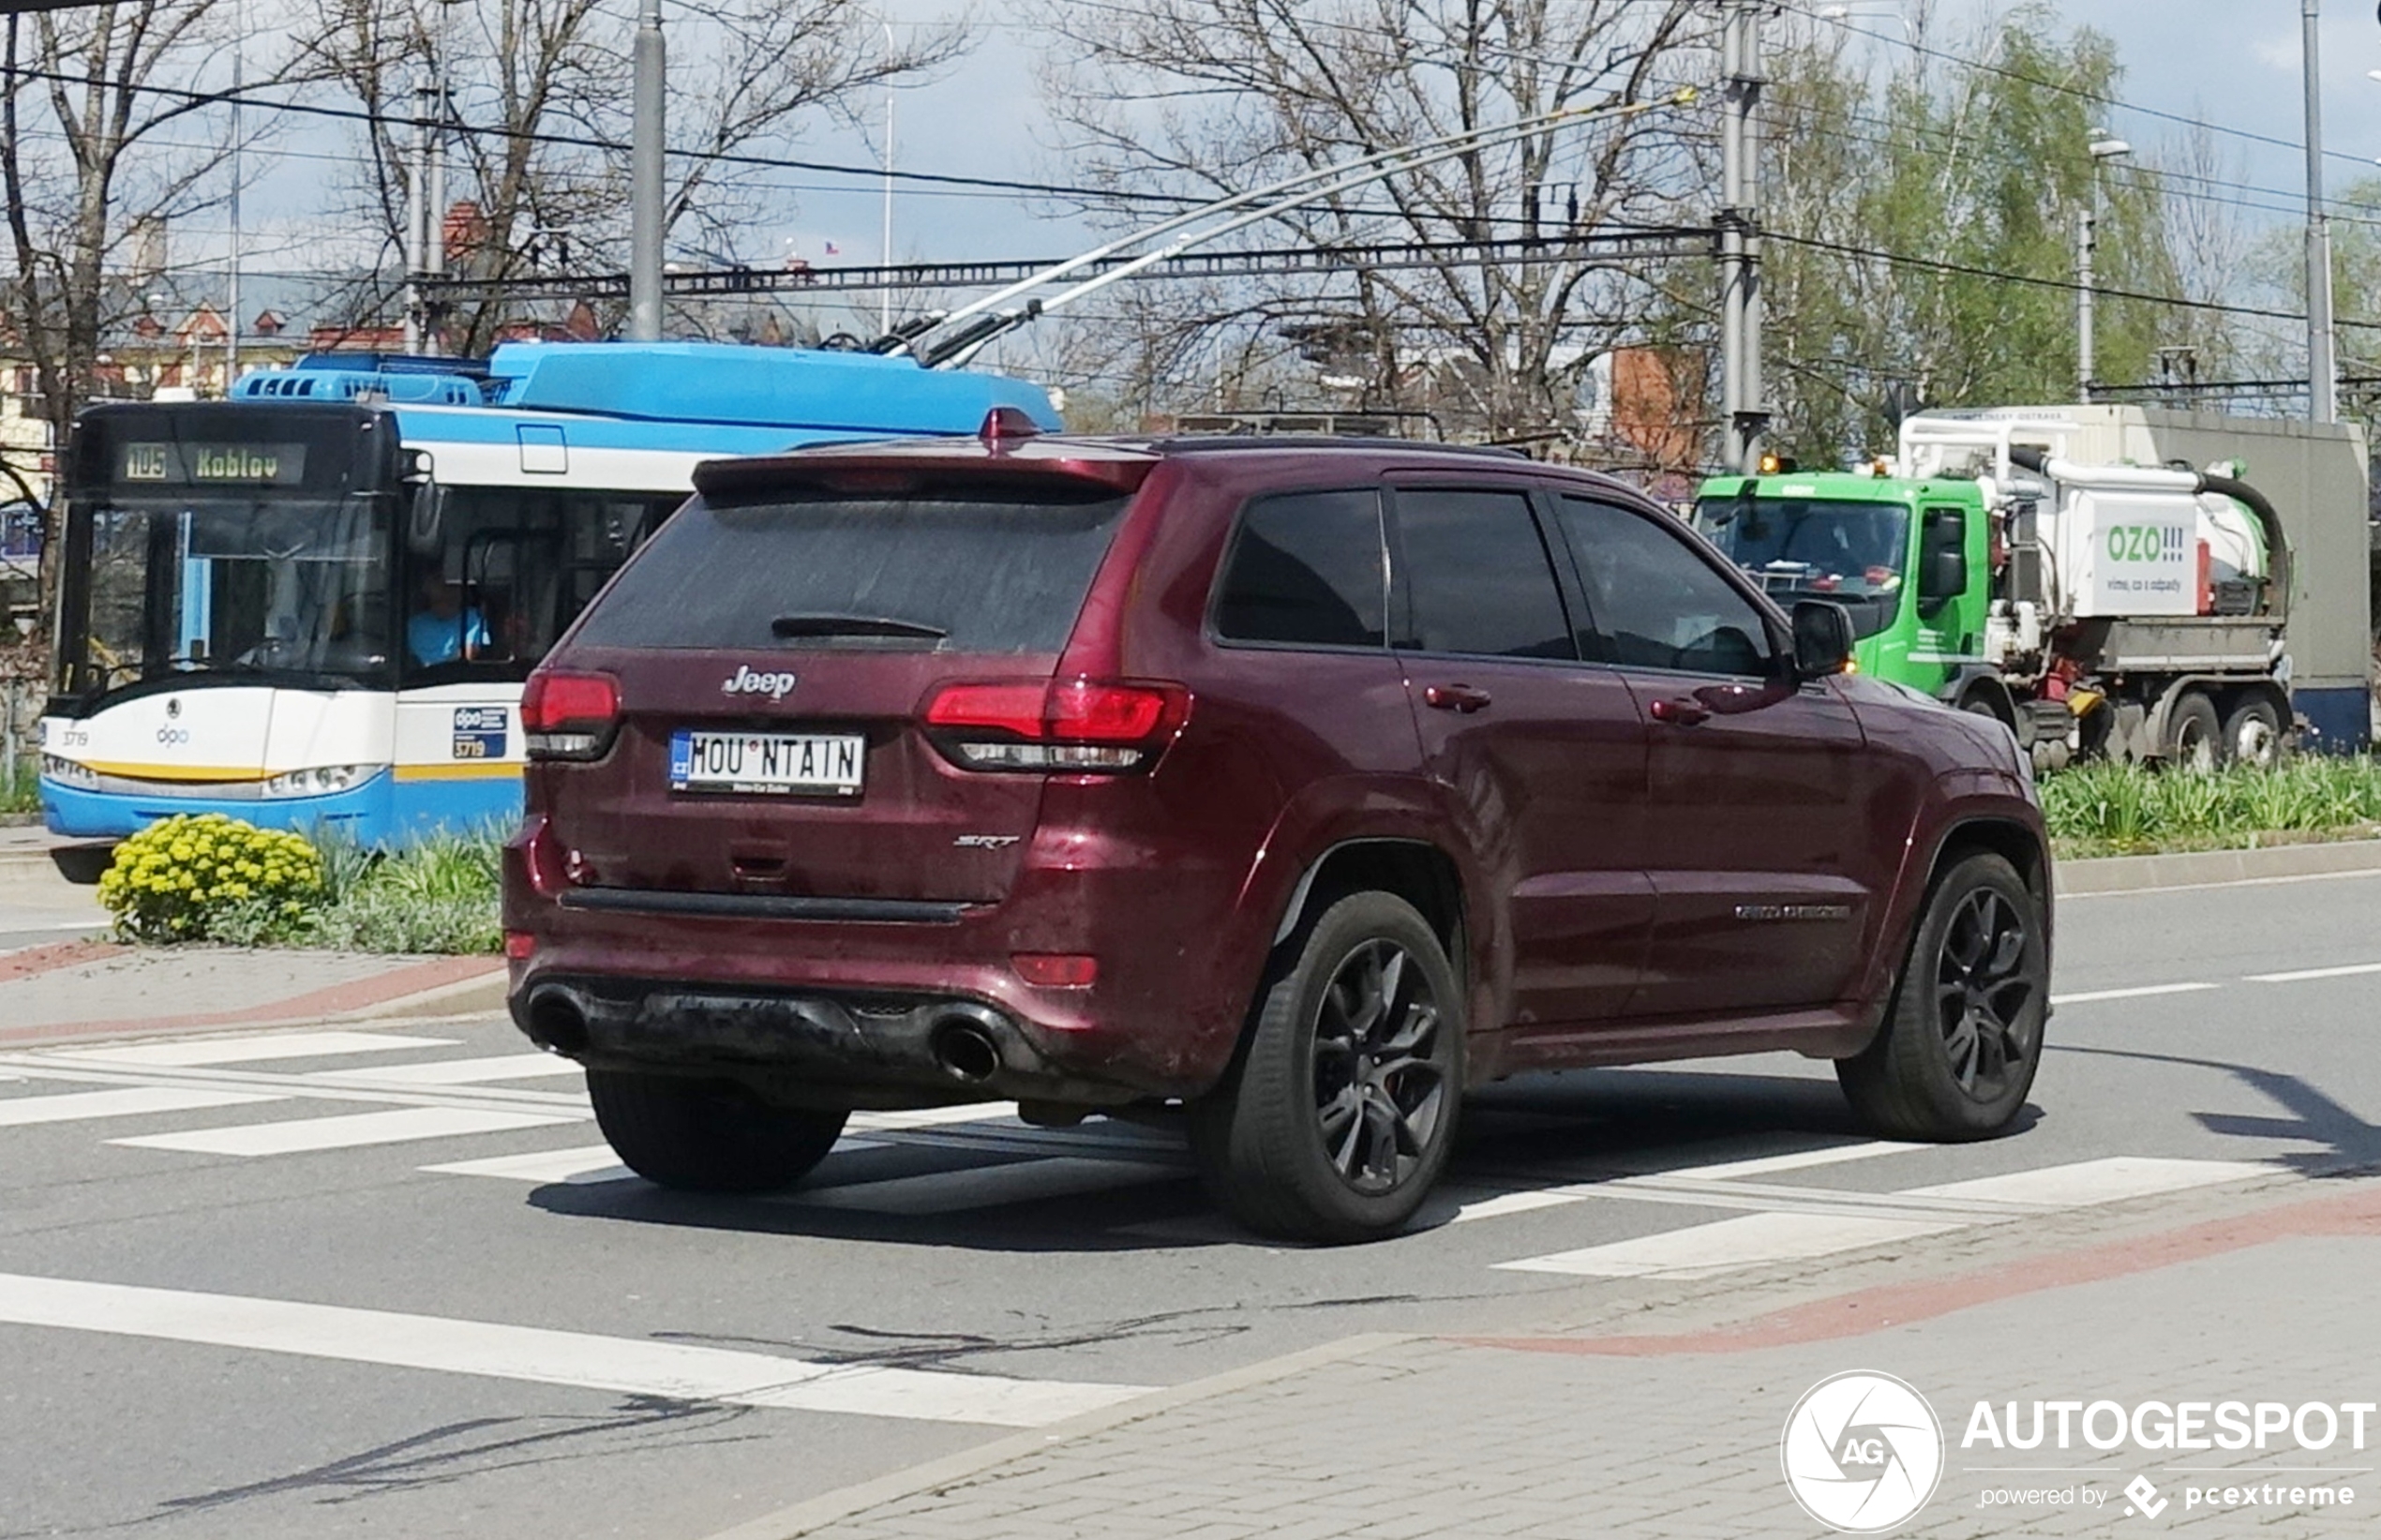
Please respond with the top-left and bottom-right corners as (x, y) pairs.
(1694, 496), (1910, 637)
(68, 493), (393, 693)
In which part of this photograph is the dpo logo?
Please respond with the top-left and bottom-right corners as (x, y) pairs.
(721, 665), (798, 700)
(1782, 1371), (1945, 1533)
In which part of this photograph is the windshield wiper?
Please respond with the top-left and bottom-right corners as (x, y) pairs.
(769, 613), (949, 641)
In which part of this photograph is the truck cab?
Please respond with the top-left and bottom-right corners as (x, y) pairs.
(1695, 471), (2001, 720)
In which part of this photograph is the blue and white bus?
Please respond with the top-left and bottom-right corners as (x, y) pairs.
(37, 341), (1059, 845)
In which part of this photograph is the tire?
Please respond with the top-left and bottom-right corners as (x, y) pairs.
(1837, 852), (2047, 1142)
(588, 1069), (847, 1193)
(2161, 690), (2221, 771)
(1190, 891), (1462, 1243)
(2221, 696), (2284, 770)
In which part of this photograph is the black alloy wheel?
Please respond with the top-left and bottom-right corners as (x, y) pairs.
(1191, 890), (1464, 1243)
(1310, 938), (1449, 1196)
(1838, 851), (2046, 1141)
(1930, 885), (2039, 1103)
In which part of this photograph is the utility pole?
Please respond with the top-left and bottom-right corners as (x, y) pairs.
(2303, 0), (2337, 423)
(879, 18), (896, 336)
(628, 0), (666, 341)
(1718, 0), (1767, 472)
(224, 0), (241, 391)
(403, 75), (431, 353)
(2074, 205), (2094, 400)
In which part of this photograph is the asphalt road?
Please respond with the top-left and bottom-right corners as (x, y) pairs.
(0, 870), (2375, 1540)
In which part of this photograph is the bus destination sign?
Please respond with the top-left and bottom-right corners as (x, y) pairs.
(118, 442), (308, 486)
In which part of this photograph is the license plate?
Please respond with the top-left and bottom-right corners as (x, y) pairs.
(668, 730), (864, 797)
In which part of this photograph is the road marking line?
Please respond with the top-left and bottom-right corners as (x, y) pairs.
(48, 1031), (458, 1069)
(784, 1157), (1181, 1216)
(307, 1054), (583, 1085)
(0, 1271), (1149, 1427)
(2049, 982), (2220, 1006)
(1901, 1156), (2271, 1207)
(0, 1086), (284, 1128)
(1497, 1211), (1965, 1278)
(112, 1106), (581, 1156)
(2245, 962), (2381, 984)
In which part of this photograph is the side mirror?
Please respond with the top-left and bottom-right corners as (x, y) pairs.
(1790, 599), (1855, 679)
(1916, 507), (1968, 610)
(407, 482), (448, 557)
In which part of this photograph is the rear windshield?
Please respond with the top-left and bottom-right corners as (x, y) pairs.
(571, 486), (1131, 653)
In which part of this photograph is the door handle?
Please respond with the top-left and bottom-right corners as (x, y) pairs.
(1649, 696), (1711, 726)
(1424, 683), (1492, 713)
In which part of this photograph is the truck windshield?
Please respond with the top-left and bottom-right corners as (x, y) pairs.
(1694, 496), (1909, 636)
(65, 493), (393, 694)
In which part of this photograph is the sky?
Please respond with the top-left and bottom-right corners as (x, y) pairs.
(175, 1), (2381, 315)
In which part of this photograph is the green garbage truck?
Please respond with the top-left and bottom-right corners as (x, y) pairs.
(1694, 408), (2373, 770)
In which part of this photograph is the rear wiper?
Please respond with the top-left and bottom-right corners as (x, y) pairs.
(769, 613), (949, 641)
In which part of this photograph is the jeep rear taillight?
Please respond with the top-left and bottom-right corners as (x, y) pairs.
(924, 679), (1190, 772)
(522, 669), (621, 761)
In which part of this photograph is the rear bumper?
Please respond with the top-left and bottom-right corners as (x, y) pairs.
(514, 975), (1146, 1109)
(502, 815), (1264, 1107)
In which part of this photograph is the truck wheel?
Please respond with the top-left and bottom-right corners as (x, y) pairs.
(1190, 891), (1461, 1244)
(2221, 697), (2284, 770)
(1837, 852), (2046, 1142)
(588, 1069), (847, 1192)
(2161, 691), (2221, 771)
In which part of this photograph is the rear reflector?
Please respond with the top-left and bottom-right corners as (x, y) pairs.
(925, 679), (1190, 773)
(522, 670), (621, 760)
(1012, 952), (1098, 988)
(503, 931), (537, 960)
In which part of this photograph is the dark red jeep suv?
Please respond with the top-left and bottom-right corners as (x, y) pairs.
(503, 426), (2050, 1242)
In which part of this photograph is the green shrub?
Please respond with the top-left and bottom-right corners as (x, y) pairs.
(2042, 757), (2381, 857)
(299, 827), (502, 954)
(96, 814), (324, 943)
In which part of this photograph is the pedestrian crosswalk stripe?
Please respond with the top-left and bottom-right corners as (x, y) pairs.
(420, 1144), (636, 1184)
(51, 1031), (458, 1069)
(847, 1104), (1018, 1131)
(0, 1086), (286, 1128)
(112, 1106), (582, 1157)
(423, 1133), (891, 1186)
(306, 1054), (582, 1086)
(1497, 1211), (1966, 1278)
(1900, 1156), (2271, 1207)
(0, 1270), (1151, 1427)
(1492, 1156), (2275, 1278)
(1669, 1140), (1927, 1182)
(784, 1156), (1184, 1216)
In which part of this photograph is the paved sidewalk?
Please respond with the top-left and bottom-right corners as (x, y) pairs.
(0, 940), (503, 1042)
(721, 1175), (2381, 1540)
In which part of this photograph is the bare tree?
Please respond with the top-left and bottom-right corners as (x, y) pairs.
(299, 0), (972, 351)
(1032, 0), (1709, 442)
(2, 0), (289, 631)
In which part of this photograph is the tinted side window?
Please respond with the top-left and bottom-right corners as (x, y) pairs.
(1392, 488), (1575, 660)
(1555, 497), (1775, 677)
(1214, 489), (1386, 648)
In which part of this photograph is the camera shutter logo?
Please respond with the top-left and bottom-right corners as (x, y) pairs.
(1780, 1371), (1944, 1533)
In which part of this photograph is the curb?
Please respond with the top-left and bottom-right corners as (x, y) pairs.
(2056, 837), (2381, 896)
(334, 966), (508, 1021)
(695, 1333), (1415, 1540)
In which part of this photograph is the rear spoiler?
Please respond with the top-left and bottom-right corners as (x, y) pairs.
(692, 440), (1160, 501)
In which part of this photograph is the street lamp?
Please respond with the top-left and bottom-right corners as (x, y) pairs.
(2077, 130), (2132, 401)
